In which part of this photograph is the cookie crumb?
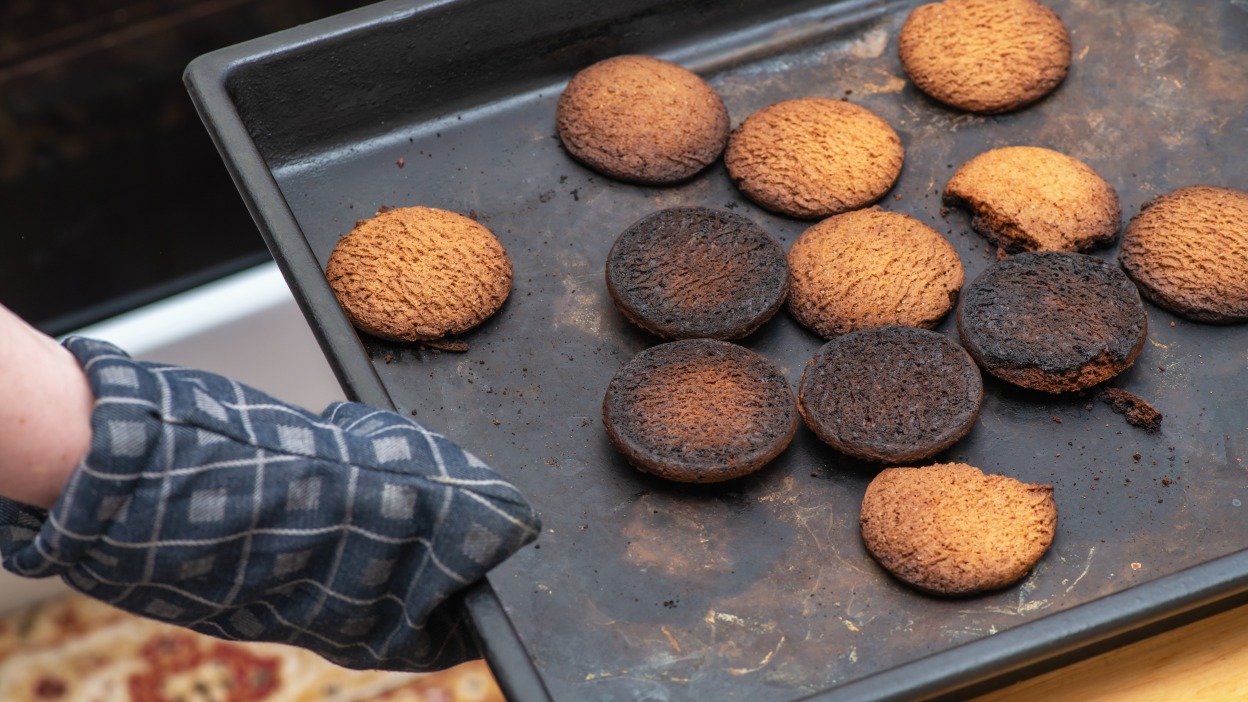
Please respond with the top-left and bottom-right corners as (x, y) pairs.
(424, 338), (470, 353)
(1098, 388), (1163, 433)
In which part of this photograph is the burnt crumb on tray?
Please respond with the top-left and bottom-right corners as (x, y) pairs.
(423, 338), (470, 353)
(1098, 387), (1163, 433)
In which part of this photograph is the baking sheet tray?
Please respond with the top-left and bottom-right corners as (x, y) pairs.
(184, 0), (1248, 699)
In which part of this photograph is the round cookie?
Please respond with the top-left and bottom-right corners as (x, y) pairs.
(944, 146), (1122, 253)
(1118, 185), (1248, 324)
(899, 0), (1071, 114)
(860, 463), (1057, 596)
(556, 54), (730, 185)
(605, 207), (789, 340)
(325, 206), (512, 343)
(724, 98), (904, 219)
(957, 251), (1147, 393)
(786, 207), (965, 338)
(602, 339), (797, 483)
(799, 327), (983, 464)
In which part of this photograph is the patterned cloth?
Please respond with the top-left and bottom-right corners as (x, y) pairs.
(0, 592), (506, 702)
(0, 337), (539, 672)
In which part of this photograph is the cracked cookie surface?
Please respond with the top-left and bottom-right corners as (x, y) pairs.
(325, 206), (512, 343)
(944, 146), (1121, 253)
(724, 98), (903, 219)
(557, 55), (729, 185)
(899, 0), (1071, 113)
(1119, 185), (1248, 323)
(787, 207), (964, 338)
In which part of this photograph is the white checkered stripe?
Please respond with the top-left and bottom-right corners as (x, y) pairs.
(0, 337), (540, 672)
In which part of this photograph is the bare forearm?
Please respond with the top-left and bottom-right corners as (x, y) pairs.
(0, 304), (93, 509)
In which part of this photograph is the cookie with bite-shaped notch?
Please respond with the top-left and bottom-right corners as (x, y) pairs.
(944, 146), (1121, 253)
(860, 462), (1057, 595)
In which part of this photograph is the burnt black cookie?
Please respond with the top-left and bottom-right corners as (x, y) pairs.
(798, 326), (983, 464)
(606, 207), (789, 340)
(602, 339), (798, 483)
(957, 252), (1147, 393)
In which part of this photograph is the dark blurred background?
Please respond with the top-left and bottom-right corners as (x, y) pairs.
(1, 0), (376, 335)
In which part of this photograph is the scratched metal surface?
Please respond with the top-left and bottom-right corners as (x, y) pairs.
(255, 0), (1248, 699)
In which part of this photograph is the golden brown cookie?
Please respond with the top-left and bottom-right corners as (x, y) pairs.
(786, 207), (964, 338)
(899, 0), (1071, 114)
(944, 146), (1121, 253)
(605, 206), (789, 340)
(798, 327), (983, 465)
(325, 206), (512, 343)
(860, 463), (1057, 596)
(724, 98), (904, 219)
(556, 54), (730, 185)
(1118, 185), (1248, 324)
(602, 339), (797, 483)
(957, 251), (1147, 393)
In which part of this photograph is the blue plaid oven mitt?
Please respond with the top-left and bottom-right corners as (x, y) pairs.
(0, 337), (539, 671)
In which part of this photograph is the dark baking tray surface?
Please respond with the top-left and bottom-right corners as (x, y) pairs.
(185, 1), (1248, 699)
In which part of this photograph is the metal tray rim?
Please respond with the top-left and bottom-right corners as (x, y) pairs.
(183, 1), (1248, 699)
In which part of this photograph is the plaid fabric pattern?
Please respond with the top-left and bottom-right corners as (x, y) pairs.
(0, 337), (539, 672)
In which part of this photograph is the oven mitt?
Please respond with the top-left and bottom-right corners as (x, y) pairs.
(0, 336), (540, 672)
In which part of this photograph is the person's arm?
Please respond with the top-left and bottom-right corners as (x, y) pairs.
(0, 303), (93, 509)
(0, 314), (540, 672)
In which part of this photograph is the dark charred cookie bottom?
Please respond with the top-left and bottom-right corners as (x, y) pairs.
(606, 207), (789, 340)
(602, 338), (797, 483)
(957, 251), (1147, 393)
(798, 326), (983, 464)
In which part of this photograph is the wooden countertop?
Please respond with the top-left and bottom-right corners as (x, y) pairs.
(969, 601), (1248, 701)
